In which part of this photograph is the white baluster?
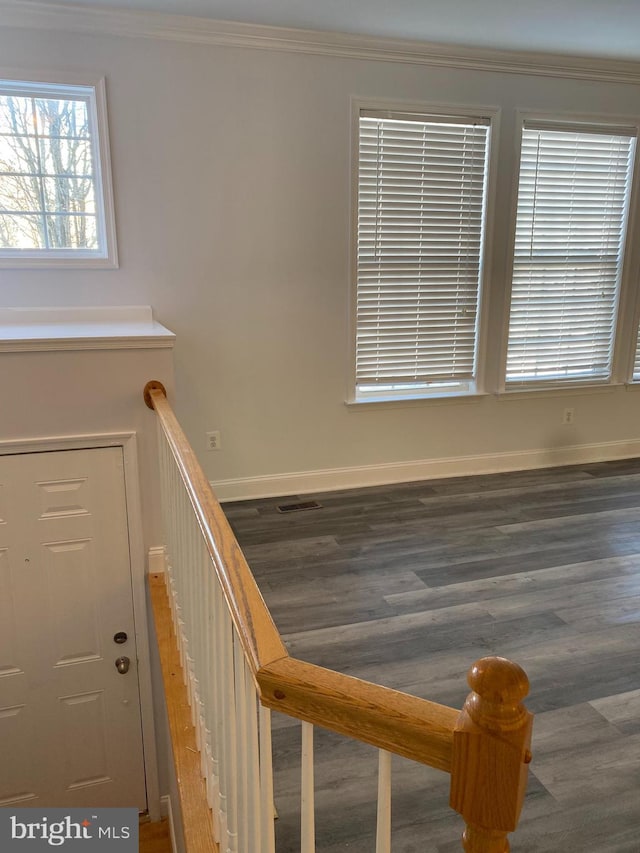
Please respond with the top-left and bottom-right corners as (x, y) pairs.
(187, 665), (196, 725)
(167, 572), (175, 624)
(207, 564), (221, 842)
(233, 637), (248, 852)
(199, 703), (208, 779)
(259, 705), (276, 853)
(214, 585), (228, 845)
(185, 502), (193, 620)
(202, 553), (219, 833)
(196, 540), (208, 691)
(178, 617), (187, 674)
(376, 750), (392, 853)
(301, 722), (315, 853)
(222, 610), (238, 853)
(179, 488), (191, 642)
(244, 664), (261, 853)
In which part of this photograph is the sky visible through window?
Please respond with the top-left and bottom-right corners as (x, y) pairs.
(0, 93), (98, 251)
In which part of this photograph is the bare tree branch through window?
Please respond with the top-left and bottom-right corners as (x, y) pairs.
(0, 79), (114, 264)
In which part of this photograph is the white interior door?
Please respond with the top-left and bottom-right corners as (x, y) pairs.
(0, 446), (147, 810)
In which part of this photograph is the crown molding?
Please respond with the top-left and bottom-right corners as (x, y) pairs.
(1, 0), (640, 84)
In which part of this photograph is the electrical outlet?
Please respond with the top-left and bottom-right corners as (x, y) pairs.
(206, 430), (221, 451)
(562, 408), (575, 425)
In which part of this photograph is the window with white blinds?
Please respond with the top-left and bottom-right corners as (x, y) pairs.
(354, 110), (491, 399)
(505, 122), (636, 387)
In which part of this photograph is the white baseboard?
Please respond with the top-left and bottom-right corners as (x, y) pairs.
(148, 546), (167, 573)
(212, 438), (640, 501)
(160, 795), (177, 853)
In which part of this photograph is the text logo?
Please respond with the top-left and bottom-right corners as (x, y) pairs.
(1, 809), (137, 851)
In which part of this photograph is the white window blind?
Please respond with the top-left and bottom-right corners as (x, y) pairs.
(505, 122), (636, 387)
(355, 110), (490, 397)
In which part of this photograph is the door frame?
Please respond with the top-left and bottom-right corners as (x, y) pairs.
(0, 431), (161, 820)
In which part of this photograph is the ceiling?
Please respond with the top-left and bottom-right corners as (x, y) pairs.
(31, 0), (640, 61)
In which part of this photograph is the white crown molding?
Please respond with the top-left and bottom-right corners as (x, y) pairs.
(211, 438), (640, 501)
(1, 0), (640, 84)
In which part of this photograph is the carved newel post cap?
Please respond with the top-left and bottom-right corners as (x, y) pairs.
(468, 657), (530, 703)
(451, 657), (533, 850)
(465, 657), (530, 731)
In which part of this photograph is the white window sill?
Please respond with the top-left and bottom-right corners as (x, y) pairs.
(0, 306), (175, 352)
(345, 391), (489, 411)
(495, 382), (621, 401)
(0, 254), (118, 270)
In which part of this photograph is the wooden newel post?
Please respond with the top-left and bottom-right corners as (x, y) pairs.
(449, 656), (533, 853)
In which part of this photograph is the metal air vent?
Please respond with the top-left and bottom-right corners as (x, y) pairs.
(277, 500), (323, 513)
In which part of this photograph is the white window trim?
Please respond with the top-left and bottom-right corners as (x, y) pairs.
(347, 97), (500, 405)
(622, 137), (640, 384)
(0, 68), (118, 269)
(497, 109), (640, 396)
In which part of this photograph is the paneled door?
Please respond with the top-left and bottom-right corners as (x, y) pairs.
(0, 446), (146, 810)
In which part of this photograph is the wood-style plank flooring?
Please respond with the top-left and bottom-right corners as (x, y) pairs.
(225, 460), (640, 852)
(139, 819), (171, 853)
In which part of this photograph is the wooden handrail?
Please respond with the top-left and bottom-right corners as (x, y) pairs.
(259, 657), (458, 772)
(146, 381), (287, 674)
(145, 381), (533, 850)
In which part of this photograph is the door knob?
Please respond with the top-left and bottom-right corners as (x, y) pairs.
(115, 656), (130, 674)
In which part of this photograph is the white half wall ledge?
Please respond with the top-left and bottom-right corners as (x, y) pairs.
(0, 305), (175, 352)
(211, 438), (640, 501)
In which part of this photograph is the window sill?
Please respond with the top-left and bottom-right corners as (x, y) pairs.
(345, 391), (489, 411)
(0, 254), (118, 270)
(0, 306), (175, 352)
(495, 383), (621, 401)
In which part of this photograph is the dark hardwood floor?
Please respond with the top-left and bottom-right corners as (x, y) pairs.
(225, 460), (640, 852)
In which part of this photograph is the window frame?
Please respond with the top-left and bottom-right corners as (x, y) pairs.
(625, 158), (640, 385)
(498, 110), (640, 395)
(0, 70), (118, 269)
(347, 98), (500, 405)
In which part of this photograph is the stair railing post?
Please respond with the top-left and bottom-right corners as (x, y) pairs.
(449, 656), (533, 853)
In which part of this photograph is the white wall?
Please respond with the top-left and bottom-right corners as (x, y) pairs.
(0, 346), (173, 540)
(0, 345), (175, 801)
(1, 21), (640, 494)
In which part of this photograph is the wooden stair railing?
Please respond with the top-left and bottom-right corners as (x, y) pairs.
(144, 380), (533, 853)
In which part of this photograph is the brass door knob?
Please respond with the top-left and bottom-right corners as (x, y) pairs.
(115, 656), (130, 674)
